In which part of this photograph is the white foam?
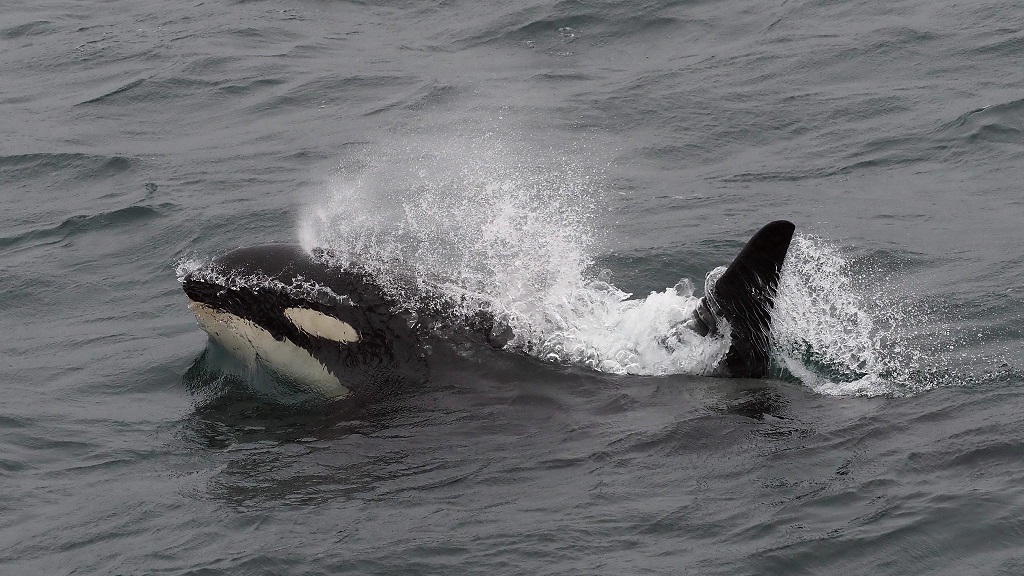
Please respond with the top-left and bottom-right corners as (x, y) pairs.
(176, 255), (347, 305)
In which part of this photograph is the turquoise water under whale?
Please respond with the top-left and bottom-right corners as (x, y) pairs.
(3, 0), (1024, 573)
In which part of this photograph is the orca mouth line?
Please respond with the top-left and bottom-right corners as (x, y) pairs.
(180, 220), (795, 397)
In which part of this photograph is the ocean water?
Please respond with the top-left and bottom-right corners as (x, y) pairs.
(3, 0), (1024, 573)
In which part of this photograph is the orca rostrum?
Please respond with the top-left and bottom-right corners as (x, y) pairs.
(180, 220), (795, 397)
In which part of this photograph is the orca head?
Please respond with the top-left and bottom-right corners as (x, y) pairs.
(182, 244), (427, 399)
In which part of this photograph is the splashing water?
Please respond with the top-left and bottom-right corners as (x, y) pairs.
(772, 235), (952, 397)
(299, 135), (732, 376)
(295, 137), (959, 395)
(299, 134), (598, 318)
(175, 256), (346, 305)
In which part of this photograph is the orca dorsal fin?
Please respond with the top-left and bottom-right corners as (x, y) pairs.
(706, 220), (795, 378)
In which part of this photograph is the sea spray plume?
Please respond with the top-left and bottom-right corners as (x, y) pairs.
(297, 136), (740, 375)
(299, 135), (601, 337)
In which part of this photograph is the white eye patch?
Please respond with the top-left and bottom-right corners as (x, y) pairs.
(284, 307), (360, 343)
(188, 302), (350, 398)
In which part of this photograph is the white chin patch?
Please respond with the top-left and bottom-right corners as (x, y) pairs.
(188, 302), (350, 399)
(283, 307), (360, 343)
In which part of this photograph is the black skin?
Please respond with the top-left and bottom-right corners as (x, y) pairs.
(687, 220), (795, 377)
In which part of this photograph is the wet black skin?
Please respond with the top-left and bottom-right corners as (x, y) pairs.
(687, 220), (795, 377)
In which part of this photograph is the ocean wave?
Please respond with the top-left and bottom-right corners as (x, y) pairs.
(2, 20), (56, 39)
(0, 153), (133, 184)
(0, 204), (171, 249)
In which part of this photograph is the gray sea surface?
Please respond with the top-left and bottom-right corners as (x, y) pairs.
(2, 0), (1023, 574)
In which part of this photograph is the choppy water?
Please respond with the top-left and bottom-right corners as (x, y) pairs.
(3, 0), (1024, 573)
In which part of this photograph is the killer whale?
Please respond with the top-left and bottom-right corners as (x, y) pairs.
(181, 220), (795, 398)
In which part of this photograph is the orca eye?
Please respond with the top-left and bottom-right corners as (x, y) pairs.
(284, 308), (360, 343)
